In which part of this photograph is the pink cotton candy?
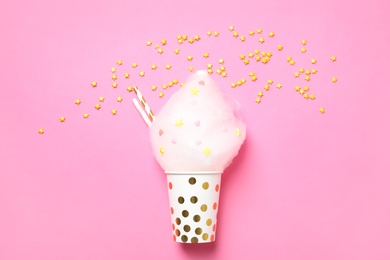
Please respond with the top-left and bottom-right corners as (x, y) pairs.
(149, 70), (246, 172)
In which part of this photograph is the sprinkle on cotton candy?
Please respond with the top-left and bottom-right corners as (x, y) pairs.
(150, 70), (246, 172)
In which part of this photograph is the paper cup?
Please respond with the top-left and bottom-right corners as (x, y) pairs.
(165, 171), (222, 243)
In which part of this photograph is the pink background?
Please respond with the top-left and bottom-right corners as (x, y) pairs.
(1, 0), (389, 259)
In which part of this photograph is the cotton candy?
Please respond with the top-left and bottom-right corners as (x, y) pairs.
(150, 70), (246, 172)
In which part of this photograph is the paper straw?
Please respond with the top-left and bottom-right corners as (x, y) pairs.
(134, 86), (155, 121)
(132, 98), (152, 127)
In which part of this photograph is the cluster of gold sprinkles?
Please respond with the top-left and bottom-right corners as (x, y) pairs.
(39, 26), (340, 134)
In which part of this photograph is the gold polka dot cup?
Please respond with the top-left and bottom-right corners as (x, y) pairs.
(166, 172), (221, 243)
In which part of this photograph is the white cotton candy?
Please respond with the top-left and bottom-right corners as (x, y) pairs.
(149, 71), (246, 173)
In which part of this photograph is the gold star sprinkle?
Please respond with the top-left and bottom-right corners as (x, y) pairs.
(240, 36), (246, 42)
(231, 83), (237, 88)
(161, 39), (167, 45)
(154, 44), (160, 49)
(305, 76), (311, 81)
(236, 128), (241, 136)
(233, 31), (239, 37)
(295, 86), (301, 91)
(207, 30), (212, 36)
(287, 56), (292, 61)
(75, 99), (81, 105)
(267, 79), (273, 85)
(177, 39), (183, 44)
(191, 87), (199, 95)
(111, 74), (117, 80)
(139, 71), (145, 77)
(255, 56), (261, 62)
(124, 73), (130, 79)
(188, 66), (194, 72)
(83, 113), (89, 119)
(299, 68), (304, 73)
(214, 31), (219, 37)
(276, 83), (282, 89)
(151, 64), (157, 70)
(239, 54), (245, 60)
(194, 35), (201, 41)
(248, 52), (254, 58)
(159, 92), (164, 98)
(207, 63), (213, 69)
(218, 58), (224, 64)
(305, 69), (311, 75)
(311, 58), (317, 64)
(331, 56), (337, 62)
(127, 86), (133, 92)
(146, 41), (152, 46)
(264, 85), (270, 91)
(165, 64), (172, 70)
(251, 75), (257, 82)
(319, 107), (325, 114)
(229, 25), (235, 31)
(38, 128), (44, 134)
(116, 60), (122, 65)
(180, 82), (185, 87)
(257, 28), (262, 34)
(303, 86), (310, 92)
(310, 94), (316, 100)
(258, 91), (264, 97)
(203, 52), (209, 58)
(301, 47), (307, 53)
(111, 109), (117, 115)
(255, 97), (261, 103)
(91, 81), (97, 87)
(187, 56), (193, 61)
(111, 67), (116, 73)
(117, 96), (123, 102)
(217, 69), (221, 74)
(269, 32), (275, 37)
(159, 147), (164, 155)
(294, 72), (300, 77)
(312, 69), (318, 74)
(299, 89), (305, 95)
(203, 147), (211, 155)
(175, 119), (183, 127)
(157, 48), (163, 54)
(277, 45), (283, 51)
(207, 69), (213, 74)
(132, 62), (138, 68)
(188, 38), (194, 44)
(99, 96), (105, 102)
(151, 85), (157, 91)
(243, 59), (250, 65)
(59, 116), (66, 122)
(112, 82), (118, 88)
(182, 35), (188, 41)
(289, 60), (295, 65)
(302, 39), (307, 45)
(221, 71), (227, 77)
(249, 30), (255, 36)
(173, 79), (179, 84)
(259, 37), (265, 43)
(332, 77), (338, 83)
(174, 49), (180, 54)
(162, 84), (168, 89)
(95, 104), (101, 110)
(303, 93), (309, 99)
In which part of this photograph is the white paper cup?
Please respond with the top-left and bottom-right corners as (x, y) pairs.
(165, 171), (222, 243)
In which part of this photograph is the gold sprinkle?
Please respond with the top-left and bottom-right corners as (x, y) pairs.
(241, 78), (247, 84)
(249, 30), (255, 36)
(264, 85), (270, 91)
(257, 28), (262, 34)
(189, 66), (194, 72)
(269, 32), (275, 37)
(146, 41), (152, 46)
(132, 62), (138, 68)
(124, 73), (130, 79)
(240, 36), (246, 41)
(207, 30), (212, 36)
(75, 99), (81, 105)
(248, 52), (254, 58)
(331, 56), (337, 62)
(310, 94), (316, 100)
(255, 56), (261, 62)
(267, 79), (273, 85)
(203, 52), (209, 58)
(289, 60), (295, 65)
(301, 47), (307, 53)
(187, 56), (193, 61)
(243, 59), (250, 65)
(203, 147), (211, 155)
(311, 58), (317, 64)
(295, 86), (301, 92)
(165, 64), (172, 70)
(151, 64), (157, 70)
(221, 71), (227, 77)
(332, 77), (338, 83)
(194, 35), (201, 41)
(112, 82), (118, 88)
(236, 128), (241, 136)
(154, 44), (160, 49)
(182, 35), (188, 41)
(191, 87), (199, 95)
(159, 92), (164, 98)
(217, 69), (221, 75)
(157, 48), (163, 54)
(111, 67), (116, 73)
(302, 39), (307, 45)
(180, 82), (185, 87)
(305, 76), (311, 81)
(59, 116), (66, 123)
(160, 147), (164, 155)
(303, 86), (310, 92)
(91, 81), (97, 87)
(277, 45), (283, 51)
(232, 31), (239, 37)
(255, 97), (261, 103)
(173, 79), (179, 84)
(259, 37), (265, 43)
(276, 83), (282, 89)
(286, 56), (292, 62)
(258, 91), (263, 97)
(305, 69), (311, 75)
(303, 93), (309, 99)
(117, 96), (123, 102)
(161, 39), (167, 45)
(231, 83), (237, 88)
(299, 68), (305, 73)
(312, 69), (318, 74)
(83, 113), (89, 119)
(214, 31), (219, 37)
(38, 128), (44, 134)
(111, 74), (117, 80)
(116, 60), (122, 65)
(111, 109), (117, 115)
(251, 76), (257, 82)
(207, 63), (213, 69)
(127, 86), (133, 92)
(207, 69), (213, 74)
(294, 72), (300, 77)
(95, 104), (101, 110)
(219, 58), (224, 64)
(151, 85), (157, 91)
(319, 107), (325, 114)
(175, 119), (183, 127)
(99, 96), (105, 102)
(139, 71), (145, 77)
(174, 49), (180, 54)
(162, 84), (168, 89)
(188, 38), (194, 44)
(299, 89), (305, 95)
(229, 25), (235, 31)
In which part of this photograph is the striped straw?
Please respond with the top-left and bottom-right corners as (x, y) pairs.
(134, 86), (155, 121)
